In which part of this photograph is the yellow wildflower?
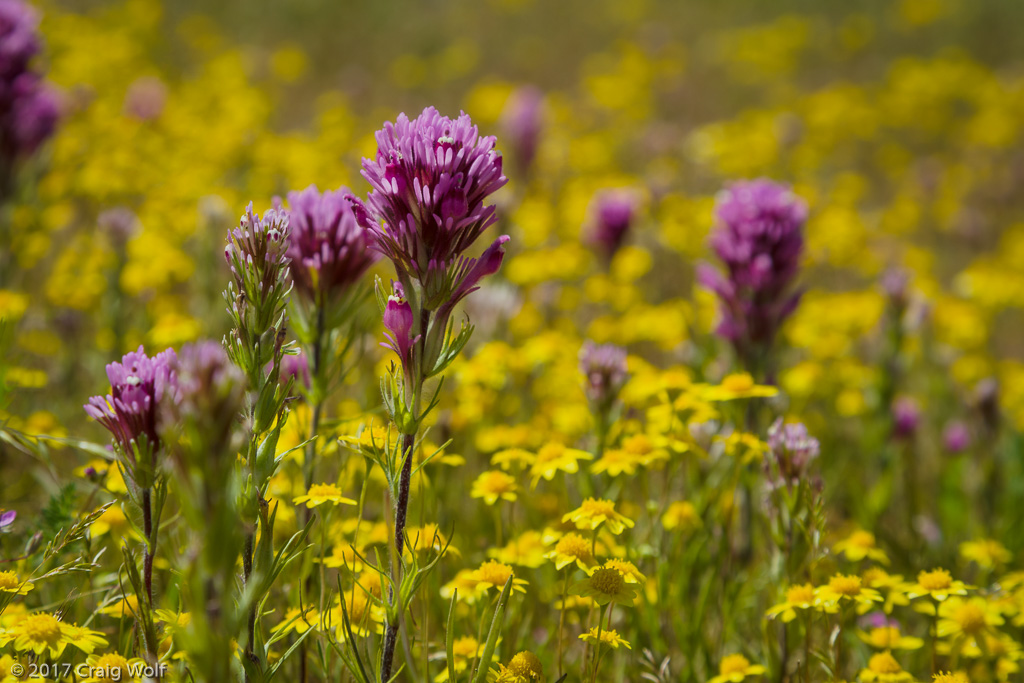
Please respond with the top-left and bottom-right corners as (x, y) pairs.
(563, 498), (634, 534)
(293, 482), (357, 508)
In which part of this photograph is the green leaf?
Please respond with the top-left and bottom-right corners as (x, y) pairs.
(472, 575), (514, 683)
(445, 590), (458, 683)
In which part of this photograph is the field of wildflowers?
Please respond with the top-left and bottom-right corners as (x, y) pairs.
(2, 0), (1024, 681)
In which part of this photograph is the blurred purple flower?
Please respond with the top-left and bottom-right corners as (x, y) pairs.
(766, 418), (820, 484)
(361, 106), (508, 284)
(123, 76), (167, 121)
(282, 184), (377, 303)
(587, 189), (638, 261)
(579, 340), (628, 408)
(0, 1), (58, 161)
(698, 179), (808, 359)
(880, 267), (911, 309)
(891, 396), (921, 439)
(279, 351), (310, 390)
(942, 420), (971, 454)
(171, 341), (247, 454)
(97, 206), (138, 245)
(0, 0), (39, 79)
(500, 86), (543, 175)
(8, 72), (57, 154)
(0, 509), (15, 530)
(84, 345), (178, 455)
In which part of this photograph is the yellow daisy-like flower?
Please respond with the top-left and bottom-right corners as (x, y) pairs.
(99, 595), (140, 619)
(62, 626), (111, 655)
(441, 568), (481, 604)
(858, 626), (924, 650)
(959, 539), (1012, 571)
(932, 672), (969, 683)
(338, 424), (393, 457)
(602, 558), (646, 584)
(490, 531), (548, 569)
(906, 569), (969, 601)
(529, 442), (592, 486)
(434, 636), (485, 682)
(563, 498), (634, 535)
(662, 501), (702, 533)
(327, 591), (384, 638)
(471, 470), (518, 505)
(271, 607), (322, 636)
(591, 448), (648, 477)
(834, 530), (890, 564)
(0, 571), (33, 595)
(860, 651), (914, 682)
(493, 651), (544, 682)
(490, 448), (536, 471)
(82, 652), (146, 683)
(937, 597), (1004, 642)
(319, 544), (366, 571)
(89, 504), (131, 540)
(708, 654), (766, 683)
(474, 561), (528, 594)
(573, 566), (637, 606)
(5, 613), (107, 657)
(579, 627), (631, 650)
(766, 584), (819, 622)
(0, 654), (22, 683)
(154, 610), (191, 632)
(862, 568), (911, 613)
(815, 574), (883, 607)
(621, 433), (670, 464)
(405, 524), (457, 556)
(293, 482), (357, 509)
(700, 373), (779, 401)
(546, 532), (595, 571)
(716, 431), (770, 464)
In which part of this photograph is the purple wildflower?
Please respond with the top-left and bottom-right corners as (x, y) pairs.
(942, 420), (971, 454)
(0, 0), (39, 80)
(0, 1), (58, 160)
(123, 76), (167, 121)
(84, 345), (178, 455)
(579, 340), (629, 408)
(361, 106), (508, 285)
(891, 396), (921, 439)
(881, 267), (911, 309)
(278, 350), (310, 391)
(698, 179), (808, 360)
(282, 184), (377, 303)
(0, 509), (15, 530)
(8, 72), (57, 154)
(225, 202), (290, 271)
(587, 189), (638, 260)
(766, 418), (820, 485)
(169, 341), (246, 453)
(382, 283), (417, 370)
(500, 86), (543, 175)
(97, 206), (139, 245)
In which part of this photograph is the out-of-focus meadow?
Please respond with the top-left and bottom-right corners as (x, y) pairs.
(2, 0), (1024, 681)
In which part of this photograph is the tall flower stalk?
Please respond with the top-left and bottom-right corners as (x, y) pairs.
(280, 184), (377, 682)
(282, 184), (376, 510)
(698, 179), (808, 381)
(83, 344), (177, 670)
(361, 106), (508, 682)
(0, 0), (59, 283)
(223, 202), (310, 682)
(161, 341), (248, 682)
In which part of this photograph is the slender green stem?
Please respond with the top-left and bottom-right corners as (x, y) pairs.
(557, 569), (569, 677)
